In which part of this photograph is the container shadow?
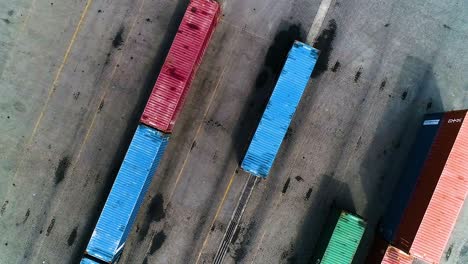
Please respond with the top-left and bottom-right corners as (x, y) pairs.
(293, 175), (356, 263)
(232, 20), (306, 163)
(179, 20), (307, 263)
(354, 56), (443, 263)
(288, 56), (443, 264)
(70, 1), (190, 263)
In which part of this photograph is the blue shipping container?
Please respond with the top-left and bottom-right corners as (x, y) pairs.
(241, 41), (318, 177)
(84, 124), (169, 263)
(379, 113), (443, 242)
(80, 257), (101, 264)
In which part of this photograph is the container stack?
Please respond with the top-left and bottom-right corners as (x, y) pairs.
(80, 1), (220, 263)
(367, 110), (468, 263)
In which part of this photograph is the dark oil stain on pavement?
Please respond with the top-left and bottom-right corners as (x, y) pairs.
(401, 91), (408, 100)
(282, 178), (291, 194)
(138, 194), (165, 241)
(1, 200), (8, 215)
(354, 67), (363, 82)
(112, 26), (125, 48)
(98, 99), (105, 112)
(104, 52), (111, 66)
(148, 194), (166, 222)
(67, 226), (78, 246)
(295, 176), (304, 182)
(46, 218), (56, 236)
(458, 242), (468, 264)
(445, 243), (453, 260)
(280, 244), (297, 264)
(426, 100), (432, 110)
(73, 92), (80, 100)
(22, 209), (30, 224)
(305, 188), (313, 200)
(14, 101), (26, 112)
(379, 79), (387, 90)
(2, 19), (10, 24)
(149, 231), (167, 254)
(231, 221), (257, 263)
(190, 140), (197, 151)
(8, 10), (14, 16)
(311, 19), (337, 78)
(55, 156), (70, 184)
(331, 61), (340, 72)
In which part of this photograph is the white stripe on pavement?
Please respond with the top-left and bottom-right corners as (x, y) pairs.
(306, 0), (334, 44)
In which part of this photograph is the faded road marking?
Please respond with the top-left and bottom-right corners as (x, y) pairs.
(195, 169), (238, 264)
(31, 0), (148, 259)
(168, 63), (228, 201)
(29, 0), (94, 142)
(306, 0), (334, 44)
(4, 0), (94, 216)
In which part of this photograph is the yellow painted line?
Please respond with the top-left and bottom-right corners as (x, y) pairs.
(250, 197), (281, 263)
(19, 0), (37, 32)
(141, 25), (241, 261)
(250, 149), (303, 261)
(31, 0), (148, 257)
(71, 0), (147, 166)
(166, 25), (241, 202)
(3, 0), (94, 207)
(29, 0), (94, 142)
(168, 65), (228, 201)
(195, 169), (237, 264)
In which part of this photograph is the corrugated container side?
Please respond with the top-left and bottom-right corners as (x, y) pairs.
(312, 209), (341, 263)
(312, 209), (366, 264)
(85, 125), (169, 262)
(321, 211), (366, 263)
(381, 246), (414, 264)
(394, 111), (466, 251)
(140, 0), (220, 132)
(365, 234), (390, 264)
(241, 41), (318, 177)
(410, 111), (468, 263)
(80, 257), (101, 264)
(380, 113), (443, 242)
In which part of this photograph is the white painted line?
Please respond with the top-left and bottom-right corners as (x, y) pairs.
(306, 0), (334, 44)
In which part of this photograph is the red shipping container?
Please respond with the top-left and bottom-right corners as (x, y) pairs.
(140, 0), (220, 132)
(409, 111), (468, 263)
(394, 110), (467, 251)
(381, 246), (414, 264)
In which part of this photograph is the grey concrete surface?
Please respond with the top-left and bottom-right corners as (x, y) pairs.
(0, 0), (467, 264)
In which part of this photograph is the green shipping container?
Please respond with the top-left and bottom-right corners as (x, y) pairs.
(312, 209), (366, 264)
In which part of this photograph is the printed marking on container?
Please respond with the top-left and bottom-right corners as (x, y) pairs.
(423, 119), (440, 126)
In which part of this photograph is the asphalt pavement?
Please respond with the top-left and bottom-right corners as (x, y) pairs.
(0, 0), (467, 263)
